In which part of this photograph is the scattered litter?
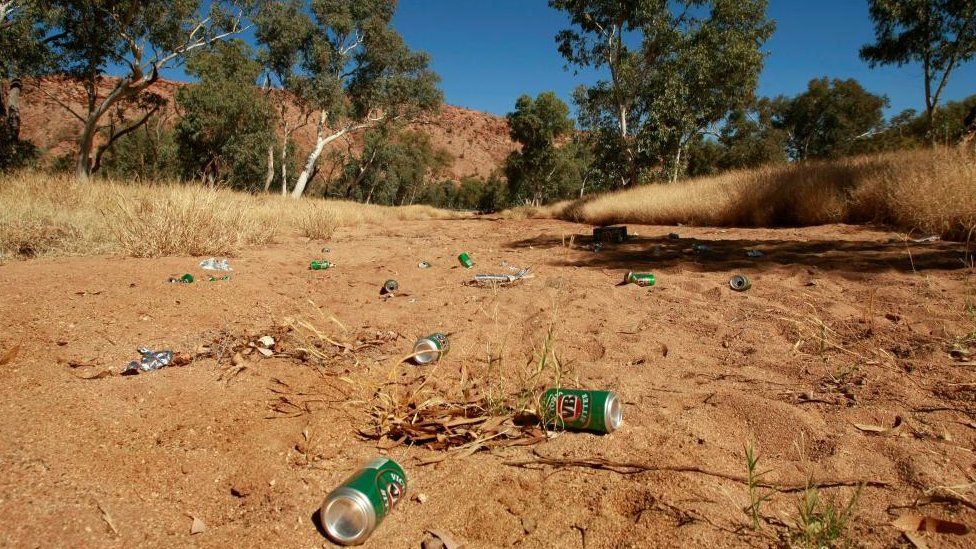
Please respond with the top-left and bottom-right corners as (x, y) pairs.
(729, 275), (752, 292)
(458, 252), (474, 268)
(691, 242), (713, 254)
(122, 348), (173, 375)
(320, 458), (406, 545)
(413, 333), (449, 365)
(257, 336), (275, 348)
(252, 336), (275, 357)
(168, 274), (194, 284)
(911, 236), (941, 243)
(199, 258), (231, 271)
(593, 225), (627, 243)
(592, 242), (603, 252)
(891, 513), (969, 535)
(853, 415), (903, 435)
(321, 247), (331, 253)
(621, 272), (655, 287)
(418, 261), (432, 269)
(310, 260), (333, 270)
(746, 249), (764, 258)
(190, 516), (206, 535)
(207, 275), (230, 282)
(473, 268), (531, 286)
(382, 279), (400, 294)
(540, 388), (622, 434)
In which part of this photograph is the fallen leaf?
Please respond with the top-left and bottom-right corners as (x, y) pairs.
(71, 369), (113, 380)
(903, 531), (929, 549)
(95, 500), (119, 536)
(256, 347), (273, 357)
(0, 345), (20, 366)
(426, 528), (463, 549)
(190, 516), (206, 535)
(661, 344), (669, 358)
(891, 513), (969, 535)
(854, 416), (903, 435)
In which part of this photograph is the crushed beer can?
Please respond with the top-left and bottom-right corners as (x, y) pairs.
(457, 252), (474, 268)
(319, 457), (407, 546)
(474, 268), (530, 285)
(311, 260), (333, 270)
(382, 279), (399, 294)
(540, 388), (622, 434)
(122, 347), (174, 375)
(199, 258), (232, 271)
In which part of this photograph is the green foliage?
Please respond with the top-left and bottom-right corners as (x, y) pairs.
(254, 0), (442, 197)
(100, 118), (179, 180)
(790, 485), (862, 548)
(551, 0), (775, 186)
(861, 0), (976, 132)
(777, 78), (888, 160)
(504, 92), (583, 204)
(1, 0), (50, 79)
(743, 443), (775, 531)
(332, 127), (452, 205)
(174, 40), (276, 189)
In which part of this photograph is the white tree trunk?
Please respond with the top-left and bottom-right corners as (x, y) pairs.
(291, 112), (355, 199)
(264, 144), (274, 192)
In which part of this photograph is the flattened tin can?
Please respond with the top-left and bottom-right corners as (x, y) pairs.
(540, 388), (622, 434)
(319, 457), (407, 546)
(413, 333), (449, 364)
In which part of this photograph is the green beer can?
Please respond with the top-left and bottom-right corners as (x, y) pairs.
(311, 260), (333, 270)
(624, 272), (655, 287)
(540, 388), (622, 434)
(320, 457), (407, 546)
(458, 252), (474, 268)
(413, 333), (449, 364)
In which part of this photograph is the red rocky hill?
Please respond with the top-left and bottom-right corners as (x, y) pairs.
(17, 76), (516, 181)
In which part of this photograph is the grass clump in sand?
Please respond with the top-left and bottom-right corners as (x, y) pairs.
(512, 147), (976, 241)
(0, 172), (460, 259)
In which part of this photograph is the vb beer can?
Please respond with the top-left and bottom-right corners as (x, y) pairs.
(311, 260), (333, 270)
(413, 333), (449, 364)
(540, 388), (622, 434)
(624, 272), (656, 287)
(458, 252), (474, 268)
(320, 457), (407, 546)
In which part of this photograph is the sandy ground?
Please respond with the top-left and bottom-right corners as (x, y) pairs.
(1, 218), (975, 548)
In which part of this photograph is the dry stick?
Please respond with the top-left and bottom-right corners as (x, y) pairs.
(504, 450), (890, 493)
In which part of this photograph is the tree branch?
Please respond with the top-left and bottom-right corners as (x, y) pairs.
(91, 102), (161, 174)
(504, 450), (892, 493)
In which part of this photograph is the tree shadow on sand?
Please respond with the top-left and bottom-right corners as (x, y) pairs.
(505, 231), (973, 276)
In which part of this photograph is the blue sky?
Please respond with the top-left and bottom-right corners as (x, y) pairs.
(390, 0), (976, 117)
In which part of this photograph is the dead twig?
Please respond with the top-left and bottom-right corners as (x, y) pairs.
(504, 449), (891, 492)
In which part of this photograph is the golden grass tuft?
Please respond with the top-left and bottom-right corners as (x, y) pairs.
(518, 147), (975, 241)
(0, 172), (461, 259)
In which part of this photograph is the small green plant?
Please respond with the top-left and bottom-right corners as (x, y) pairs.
(790, 484), (862, 548)
(744, 443), (776, 530)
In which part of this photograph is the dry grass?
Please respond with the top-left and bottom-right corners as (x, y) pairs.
(0, 172), (460, 259)
(522, 148), (976, 241)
